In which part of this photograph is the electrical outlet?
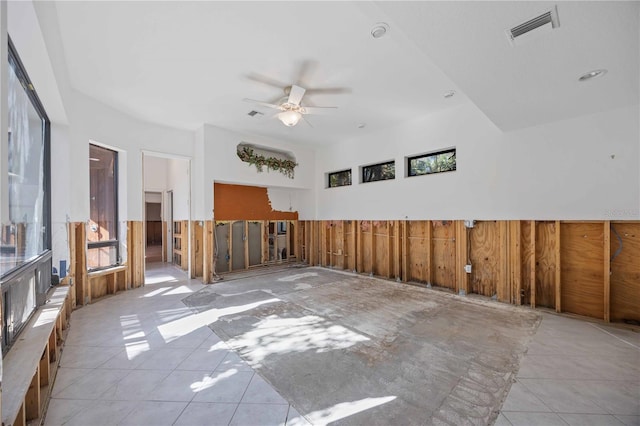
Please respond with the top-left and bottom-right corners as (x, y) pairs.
(464, 264), (472, 274)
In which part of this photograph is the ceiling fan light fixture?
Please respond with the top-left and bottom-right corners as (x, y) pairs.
(279, 110), (302, 127)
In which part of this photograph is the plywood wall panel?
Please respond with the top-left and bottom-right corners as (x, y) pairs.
(407, 221), (429, 284)
(535, 222), (557, 309)
(191, 221), (204, 278)
(335, 221), (346, 270)
(345, 221), (356, 271)
(203, 220), (214, 283)
(610, 222), (640, 323)
(500, 220), (513, 304)
(373, 221), (390, 277)
(520, 221), (533, 306)
(91, 276), (108, 299)
(361, 222), (373, 275)
(70, 222), (86, 307)
(127, 221), (145, 288)
(469, 221), (500, 297)
(432, 221), (456, 290)
(560, 223), (605, 319)
(162, 221), (168, 263)
(356, 221), (364, 273)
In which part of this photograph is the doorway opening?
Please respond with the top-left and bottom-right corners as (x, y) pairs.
(142, 152), (191, 281)
(144, 193), (163, 265)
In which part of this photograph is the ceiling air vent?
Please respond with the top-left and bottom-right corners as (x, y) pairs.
(507, 6), (559, 46)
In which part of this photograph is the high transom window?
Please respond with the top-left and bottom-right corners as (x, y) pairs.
(362, 161), (395, 183)
(328, 169), (352, 188)
(408, 148), (456, 177)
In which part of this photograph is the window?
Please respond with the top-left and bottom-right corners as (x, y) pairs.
(2, 37), (51, 352)
(277, 221), (287, 235)
(88, 144), (119, 270)
(1, 39), (51, 276)
(362, 161), (395, 183)
(328, 169), (352, 188)
(408, 148), (456, 177)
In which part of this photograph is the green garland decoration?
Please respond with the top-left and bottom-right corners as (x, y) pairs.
(237, 146), (298, 179)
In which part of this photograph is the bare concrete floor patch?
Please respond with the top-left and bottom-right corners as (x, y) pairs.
(184, 267), (541, 425)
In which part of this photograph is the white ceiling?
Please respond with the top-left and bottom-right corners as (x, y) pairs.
(48, 1), (638, 145)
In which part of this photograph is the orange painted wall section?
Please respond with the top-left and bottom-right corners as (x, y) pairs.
(214, 183), (298, 221)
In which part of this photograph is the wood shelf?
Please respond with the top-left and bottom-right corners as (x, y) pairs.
(173, 221), (188, 270)
(2, 286), (72, 426)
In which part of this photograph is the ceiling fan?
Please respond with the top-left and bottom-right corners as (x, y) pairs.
(243, 61), (350, 127)
(244, 84), (341, 127)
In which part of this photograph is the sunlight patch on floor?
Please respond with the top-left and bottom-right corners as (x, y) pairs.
(142, 287), (171, 298)
(144, 274), (179, 285)
(163, 285), (194, 296)
(277, 272), (318, 282)
(157, 298), (281, 343)
(190, 369), (238, 393)
(228, 314), (369, 364)
(305, 396), (397, 424)
(124, 340), (150, 360)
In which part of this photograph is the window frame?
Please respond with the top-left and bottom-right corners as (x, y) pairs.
(361, 160), (396, 184)
(407, 148), (457, 178)
(6, 36), (52, 258)
(2, 36), (52, 353)
(87, 144), (120, 271)
(327, 169), (352, 188)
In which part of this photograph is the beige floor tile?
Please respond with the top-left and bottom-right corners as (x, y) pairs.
(229, 403), (289, 426)
(503, 411), (569, 426)
(174, 402), (238, 426)
(119, 400), (188, 425)
(559, 413), (626, 426)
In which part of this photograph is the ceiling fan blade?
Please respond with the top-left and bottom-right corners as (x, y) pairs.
(301, 115), (314, 128)
(245, 73), (288, 89)
(288, 85), (306, 106)
(301, 106), (338, 115)
(242, 98), (283, 110)
(305, 87), (352, 95)
(294, 60), (318, 87)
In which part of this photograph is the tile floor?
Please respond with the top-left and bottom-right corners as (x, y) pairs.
(46, 263), (640, 426)
(45, 264), (309, 426)
(497, 312), (640, 426)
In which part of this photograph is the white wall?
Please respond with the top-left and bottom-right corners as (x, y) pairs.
(50, 123), (72, 274)
(144, 156), (168, 193)
(167, 158), (190, 221)
(315, 102), (640, 220)
(201, 124), (316, 220)
(66, 91), (195, 222)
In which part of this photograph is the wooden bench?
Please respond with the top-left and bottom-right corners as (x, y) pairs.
(2, 285), (71, 426)
(86, 265), (127, 303)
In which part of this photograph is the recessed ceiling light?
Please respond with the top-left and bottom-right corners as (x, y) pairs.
(371, 23), (389, 39)
(357, 123), (366, 129)
(444, 90), (456, 99)
(579, 69), (607, 82)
